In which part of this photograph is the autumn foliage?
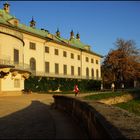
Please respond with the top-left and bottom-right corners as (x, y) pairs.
(102, 39), (140, 88)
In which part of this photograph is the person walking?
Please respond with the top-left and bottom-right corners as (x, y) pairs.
(74, 84), (80, 96)
(111, 83), (115, 92)
(121, 83), (124, 91)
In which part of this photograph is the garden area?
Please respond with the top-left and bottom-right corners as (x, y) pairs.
(24, 76), (140, 116)
(82, 89), (140, 116)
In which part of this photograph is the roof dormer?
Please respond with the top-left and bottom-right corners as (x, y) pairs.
(7, 17), (19, 26)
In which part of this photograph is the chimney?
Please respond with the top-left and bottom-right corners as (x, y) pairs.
(56, 28), (60, 37)
(70, 30), (74, 40)
(3, 2), (10, 13)
(76, 32), (80, 40)
(30, 17), (36, 28)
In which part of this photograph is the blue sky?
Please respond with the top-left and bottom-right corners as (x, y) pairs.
(1, 1), (140, 56)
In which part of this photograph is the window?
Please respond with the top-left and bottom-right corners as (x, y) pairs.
(91, 68), (94, 79)
(91, 58), (94, 63)
(45, 46), (49, 53)
(29, 42), (36, 50)
(55, 49), (59, 55)
(63, 51), (67, 57)
(96, 60), (98, 64)
(86, 57), (89, 62)
(30, 58), (36, 71)
(14, 49), (19, 64)
(71, 66), (74, 75)
(14, 79), (20, 88)
(63, 65), (67, 75)
(77, 55), (80, 60)
(78, 67), (81, 76)
(96, 69), (99, 79)
(45, 62), (49, 73)
(86, 67), (89, 78)
(71, 53), (74, 59)
(55, 63), (59, 74)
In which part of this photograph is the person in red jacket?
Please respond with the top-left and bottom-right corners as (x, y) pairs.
(74, 84), (80, 96)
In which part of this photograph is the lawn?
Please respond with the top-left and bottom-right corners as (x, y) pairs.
(82, 91), (125, 100)
(82, 89), (140, 116)
(114, 99), (140, 116)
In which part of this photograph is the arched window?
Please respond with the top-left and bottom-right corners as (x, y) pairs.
(30, 57), (36, 71)
(91, 68), (94, 79)
(96, 69), (99, 80)
(86, 67), (89, 79)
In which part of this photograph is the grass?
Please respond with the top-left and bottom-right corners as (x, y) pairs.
(82, 91), (125, 101)
(114, 99), (140, 116)
(82, 89), (140, 101)
(37, 88), (140, 116)
(82, 89), (140, 116)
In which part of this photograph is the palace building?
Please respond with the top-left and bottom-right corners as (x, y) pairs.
(0, 2), (102, 92)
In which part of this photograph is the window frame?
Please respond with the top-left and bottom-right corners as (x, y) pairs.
(63, 64), (67, 75)
(71, 66), (74, 76)
(96, 60), (99, 64)
(71, 53), (74, 59)
(30, 57), (36, 71)
(55, 63), (59, 74)
(78, 67), (81, 76)
(91, 58), (94, 63)
(14, 48), (19, 64)
(45, 61), (50, 73)
(77, 55), (80, 60)
(45, 46), (49, 53)
(63, 51), (67, 57)
(55, 49), (59, 55)
(29, 42), (36, 50)
(86, 57), (89, 62)
(14, 79), (20, 88)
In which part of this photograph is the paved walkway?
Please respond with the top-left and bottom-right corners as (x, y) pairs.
(0, 93), (88, 139)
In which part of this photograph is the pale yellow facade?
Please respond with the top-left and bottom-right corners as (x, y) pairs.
(0, 27), (24, 63)
(0, 73), (24, 91)
(0, 3), (102, 92)
(23, 35), (101, 79)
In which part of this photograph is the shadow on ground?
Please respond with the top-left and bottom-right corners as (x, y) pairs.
(0, 100), (88, 139)
(0, 101), (55, 139)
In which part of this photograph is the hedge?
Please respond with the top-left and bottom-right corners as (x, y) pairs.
(24, 76), (101, 92)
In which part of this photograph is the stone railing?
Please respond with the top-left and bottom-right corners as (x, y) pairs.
(31, 70), (101, 80)
(0, 59), (30, 71)
(53, 95), (127, 139)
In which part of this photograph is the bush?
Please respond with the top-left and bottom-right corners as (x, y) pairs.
(25, 76), (101, 92)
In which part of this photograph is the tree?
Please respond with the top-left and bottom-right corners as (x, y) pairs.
(102, 38), (140, 88)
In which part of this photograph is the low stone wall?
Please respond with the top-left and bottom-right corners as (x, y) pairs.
(53, 95), (128, 139)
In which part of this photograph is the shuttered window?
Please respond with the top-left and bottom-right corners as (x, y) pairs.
(14, 49), (19, 64)
(55, 63), (59, 74)
(45, 62), (49, 73)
